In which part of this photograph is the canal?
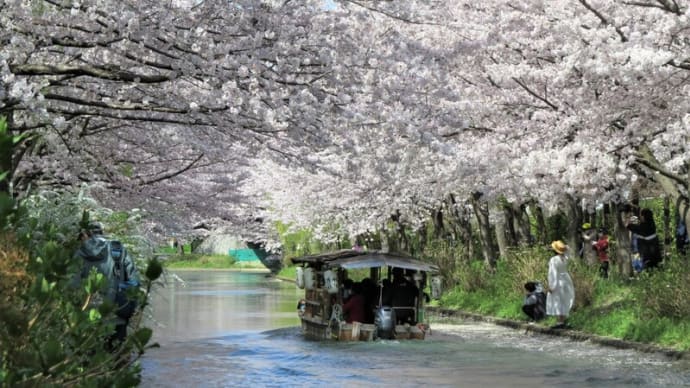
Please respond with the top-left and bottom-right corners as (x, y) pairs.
(140, 270), (690, 387)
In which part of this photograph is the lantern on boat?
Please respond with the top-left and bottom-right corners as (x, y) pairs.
(431, 276), (443, 300)
(304, 267), (316, 290)
(323, 270), (338, 294)
(296, 267), (305, 289)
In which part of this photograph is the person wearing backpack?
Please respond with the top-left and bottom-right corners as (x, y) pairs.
(522, 281), (546, 322)
(74, 222), (140, 350)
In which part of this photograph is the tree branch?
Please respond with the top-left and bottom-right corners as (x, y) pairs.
(44, 93), (188, 113)
(141, 153), (205, 185)
(622, 0), (682, 15)
(511, 78), (559, 111)
(344, 1), (442, 25)
(634, 152), (688, 189)
(578, 0), (628, 42)
(10, 64), (173, 83)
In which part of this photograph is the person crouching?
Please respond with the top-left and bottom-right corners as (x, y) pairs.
(522, 281), (546, 322)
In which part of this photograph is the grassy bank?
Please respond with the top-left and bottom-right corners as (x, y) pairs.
(277, 265), (296, 280)
(435, 246), (690, 351)
(163, 253), (268, 270)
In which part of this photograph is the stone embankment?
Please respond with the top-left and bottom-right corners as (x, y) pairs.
(426, 306), (689, 361)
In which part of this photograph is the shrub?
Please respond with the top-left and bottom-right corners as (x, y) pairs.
(568, 259), (598, 310)
(453, 259), (491, 293)
(0, 190), (160, 387)
(504, 246), (549, 295)
(422, 239), (465, 290)
(0, 233), (32, 351)
(632, 257), (690, 320)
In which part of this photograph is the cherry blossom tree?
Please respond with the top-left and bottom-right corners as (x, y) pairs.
(2, 0), (688, 255)
(246, 0), (689, 258)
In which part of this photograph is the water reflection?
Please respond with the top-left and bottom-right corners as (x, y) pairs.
(140, 271), (690, 387)
(145, 270), (301, 344)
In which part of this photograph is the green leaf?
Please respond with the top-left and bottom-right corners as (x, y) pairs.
(43, 338), (65, 367)
(115, 372), (141, 388)
(12, 132), (30, 145)
(88, 308), (102, 322)
(131, 327), (153, 349)
(0, 193), (15, 229)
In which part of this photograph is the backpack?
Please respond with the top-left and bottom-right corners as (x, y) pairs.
(110, 240), (138, 320)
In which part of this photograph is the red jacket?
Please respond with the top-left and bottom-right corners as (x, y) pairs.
(592, 236), (609, 262)
(342, 293), (366, 323)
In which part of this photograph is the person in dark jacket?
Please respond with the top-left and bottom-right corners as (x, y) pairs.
(522, 281), (546, 322)
(342, 282), (366, 323)
(626, 208), (662, 270)
(74, 222), (140, 350)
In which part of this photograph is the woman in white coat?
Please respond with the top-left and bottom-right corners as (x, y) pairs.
(546, 240), (575, 329)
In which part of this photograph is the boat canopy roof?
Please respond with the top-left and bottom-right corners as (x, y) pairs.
(291, 249), (439, 273)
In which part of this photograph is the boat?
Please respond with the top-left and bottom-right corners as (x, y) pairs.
(292, 249), (440, 341)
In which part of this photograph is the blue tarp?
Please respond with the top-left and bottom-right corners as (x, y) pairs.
(228, 248), (268, 261)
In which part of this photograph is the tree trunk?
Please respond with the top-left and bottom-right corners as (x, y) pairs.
(494, 210), (509, 260)
(503, 203), (518, 247)
(388, 211), (410, 253)
(446, 193), (475, 264)
(531, 201), (548, 246)
(416, 222), (427, 255)
(0, 118), (12, 195)
(471, 193), (497, 268)
(455, 209), (474, 265)
(513, 203), (533, 246)
(563, 195), (583, 260)
(432, 208), (446, 239)
(663, 196), (671, 256)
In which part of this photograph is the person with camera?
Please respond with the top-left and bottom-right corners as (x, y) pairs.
(625, 208), (662, 271)
(74, 222), (140, 350)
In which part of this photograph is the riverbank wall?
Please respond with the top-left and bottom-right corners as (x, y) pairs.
(426, 306), (689, 361)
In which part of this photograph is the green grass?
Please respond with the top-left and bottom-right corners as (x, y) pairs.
(437, 256), (690, 351)
(164, 253), (266, 270)
(157, 244), (192, 255)
(277, 265), (296, 280)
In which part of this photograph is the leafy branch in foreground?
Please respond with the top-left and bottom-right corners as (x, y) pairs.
(0, 183), (163, 387)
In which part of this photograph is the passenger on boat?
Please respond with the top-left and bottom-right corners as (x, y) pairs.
(360, 277), (377, 323)
(342, 282), (366, 323)
(296, 299), (306, 317)
(342, 278), (354, 302)
(391, 269), (419, 325)
(379, 278), (393, 306)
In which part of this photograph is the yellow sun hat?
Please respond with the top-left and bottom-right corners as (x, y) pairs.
(551, 240), (568, 255)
